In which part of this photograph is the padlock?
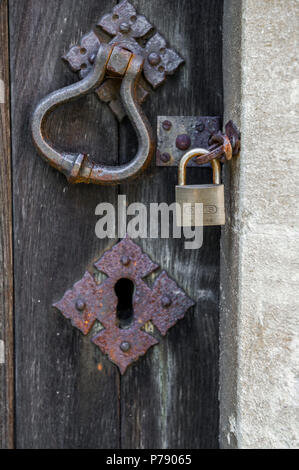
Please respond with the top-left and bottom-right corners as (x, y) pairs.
(176, 148), (225, 226)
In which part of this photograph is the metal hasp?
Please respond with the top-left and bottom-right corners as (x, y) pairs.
(32, 0), (184, 185)
(157, 117), (240, 167)
(157, 116), (222, 167)
(194, 120), (240, 166)
(54, 236), (194, 374)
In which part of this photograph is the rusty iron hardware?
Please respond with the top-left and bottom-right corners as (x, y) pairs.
(54, 236), (194, 374)
(157, 118), (240, 168)
(32, 1), (184, 185)
(63, 0), (184, 121)
(32, 44), (155, 185)
(157, 116), (221, 167)
(194, 120), (241, 166)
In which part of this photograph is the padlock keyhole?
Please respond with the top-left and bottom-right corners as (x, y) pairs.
(114, 278), (135, 329)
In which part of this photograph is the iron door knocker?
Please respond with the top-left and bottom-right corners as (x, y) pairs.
(32, 44), (155, 185)
(31, 0), (184, 185)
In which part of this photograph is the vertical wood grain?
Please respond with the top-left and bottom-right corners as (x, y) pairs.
(0, 0), (14, 449)
(10, 0), (120, 449)
(9, 0), (223, 449)
(118, 0), (223, 449)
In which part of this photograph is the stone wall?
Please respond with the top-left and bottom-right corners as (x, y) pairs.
(220, 0), (299, 448)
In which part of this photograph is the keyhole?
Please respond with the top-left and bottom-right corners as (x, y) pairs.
(114, 278), (135, 329)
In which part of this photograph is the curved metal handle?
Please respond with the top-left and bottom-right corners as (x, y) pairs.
(32, 44), (155, 185)
(178, 148), (221, 186)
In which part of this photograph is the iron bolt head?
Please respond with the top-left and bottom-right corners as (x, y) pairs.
(148, 52), (161, 66)
(119, 22), (131, 33)
(76, 299), (86, 311)
(161, 296), (172, 308)
(120, 342), (131, 353)
(162, 120), (172, 131)
(121, 255), (131, 266)
(176, 134), (191, 151)
(161, 152), (171, 163)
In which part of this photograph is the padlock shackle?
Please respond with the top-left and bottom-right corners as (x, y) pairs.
(178, 149), (221, 186)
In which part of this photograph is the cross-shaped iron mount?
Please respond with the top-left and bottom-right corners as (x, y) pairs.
(63, 0), (184, 121)
(54, 236), (194, 374)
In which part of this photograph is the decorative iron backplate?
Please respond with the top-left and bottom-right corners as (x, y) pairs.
(54, 236), (194, 374)
(63, 0), (184, 121)
(157, 116), (221, 167)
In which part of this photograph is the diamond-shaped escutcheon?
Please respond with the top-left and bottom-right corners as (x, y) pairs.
(54, 236), (195, 374)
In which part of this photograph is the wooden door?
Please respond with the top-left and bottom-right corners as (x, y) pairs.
(1, 0), (223, 449)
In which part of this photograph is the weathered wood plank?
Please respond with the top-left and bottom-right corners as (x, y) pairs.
(9, 0), (223, 448)
(119, 0), (223, 449)
(10, 0), (120, 449)
(0, 0), (14, 450)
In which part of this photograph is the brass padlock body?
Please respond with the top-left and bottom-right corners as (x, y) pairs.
(176, 148), (225, 227)
(176, 184), (225, 226)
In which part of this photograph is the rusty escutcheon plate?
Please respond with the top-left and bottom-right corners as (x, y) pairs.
(54, 236), (195, 374)
(157, 116), (221, 167)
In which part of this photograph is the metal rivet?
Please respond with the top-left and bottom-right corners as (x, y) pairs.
(148, 52), (161, 66)
(162, 120), (172, 131)
(161, 296), (172, 308)
(120, 342), (131, 352)
(121, 255), (130, 266)
(196, 120), (205, 132)
(76, 299), (86, 311)
(161, 152), (171, 163)
(176, 134), (191, 151)
(119, 22), (131, 33)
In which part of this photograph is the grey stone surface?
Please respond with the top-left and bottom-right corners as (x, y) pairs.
(221, 0), (299, 448)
